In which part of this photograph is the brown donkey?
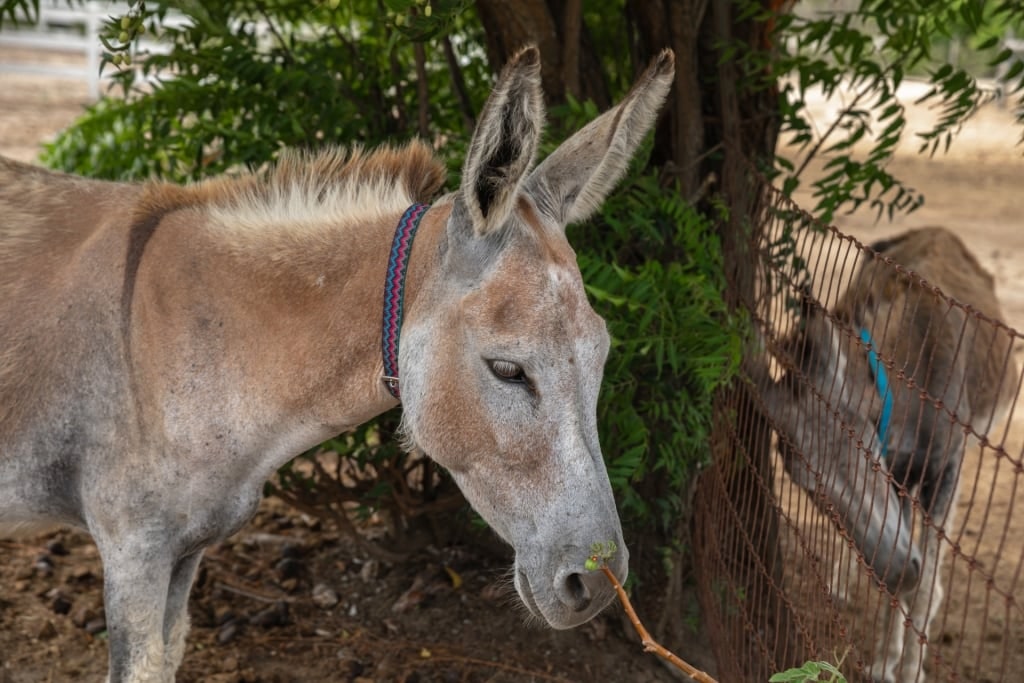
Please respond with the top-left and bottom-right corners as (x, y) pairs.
(0, 47), (675, 682)
(760, 227), (1017, 682)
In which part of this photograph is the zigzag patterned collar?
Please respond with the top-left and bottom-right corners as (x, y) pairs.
(381, 203), (429, 399)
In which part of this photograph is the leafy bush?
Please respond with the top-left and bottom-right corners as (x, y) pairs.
(573, 165), (743, 529)
(43, 0), (485, 182)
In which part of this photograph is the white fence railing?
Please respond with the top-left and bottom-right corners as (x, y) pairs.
(0, 1), (186, 100)
(996, 32), (1024, 106)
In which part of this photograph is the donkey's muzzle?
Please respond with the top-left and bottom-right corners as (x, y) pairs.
(515, 543), (627, 629)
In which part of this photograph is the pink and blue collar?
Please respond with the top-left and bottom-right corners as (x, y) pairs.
(381, 203), (429, 399)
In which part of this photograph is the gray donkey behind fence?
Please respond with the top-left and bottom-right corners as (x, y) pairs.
(0, 47), (675, 682)
(760, 227), (1017, 683)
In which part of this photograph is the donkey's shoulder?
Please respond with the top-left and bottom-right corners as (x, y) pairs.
(873, 226), (998, 315)
(0, 157), (141, 254)
(0, 155), (58, 183)
(873, 227), (985, 274)
(0, 156), (113, 197)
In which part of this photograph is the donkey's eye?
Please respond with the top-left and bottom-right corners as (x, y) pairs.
(488, 359), (527, 384)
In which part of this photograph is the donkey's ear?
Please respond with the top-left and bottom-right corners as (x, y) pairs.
(526, 49), (674, 226)
(459, 45), (544, 236)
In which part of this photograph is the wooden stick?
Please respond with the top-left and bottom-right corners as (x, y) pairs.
(213, 579), (294, 604)
(600, 566), (718, 683)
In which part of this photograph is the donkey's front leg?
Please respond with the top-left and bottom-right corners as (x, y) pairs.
(900, 537), (947, 683)
(163, 551), (204, 679)
(866, 585), (907, 683)
(867, 495), (916, 683)
(898, 477), (960, 683)
(871, 537), (946, 683)
(98, 536), (176, 683)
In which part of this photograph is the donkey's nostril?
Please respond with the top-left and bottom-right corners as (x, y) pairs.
(908, 554), (922, 583)
(564, 572), (592, 612)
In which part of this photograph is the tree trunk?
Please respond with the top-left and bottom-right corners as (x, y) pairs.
(625, 0), (708, 200)
(475, 0), (610, 108)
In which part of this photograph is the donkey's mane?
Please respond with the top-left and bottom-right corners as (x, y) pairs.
(141, 140), (446, 252)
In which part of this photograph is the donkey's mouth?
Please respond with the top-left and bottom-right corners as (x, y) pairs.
(514, 569), (543, 619)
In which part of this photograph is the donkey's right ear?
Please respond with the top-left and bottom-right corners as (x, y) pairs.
(525, 49), (674, 227)
(459, 46), (544, 237)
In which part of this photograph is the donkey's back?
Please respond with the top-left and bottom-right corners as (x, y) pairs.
(0, 158), (141, 534)
(842, 226), (1014, 430)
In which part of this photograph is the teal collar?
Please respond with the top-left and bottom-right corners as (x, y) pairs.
(859, 328), (893, 456)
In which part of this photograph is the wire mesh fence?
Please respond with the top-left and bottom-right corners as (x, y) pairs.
(694, 176), (1024, 682)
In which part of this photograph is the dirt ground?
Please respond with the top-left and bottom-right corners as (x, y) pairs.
(2, 46), (1024, 682)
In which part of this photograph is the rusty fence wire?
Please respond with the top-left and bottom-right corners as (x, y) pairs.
(693, 177), (1024, 682)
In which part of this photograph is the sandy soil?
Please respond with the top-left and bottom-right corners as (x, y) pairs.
(2, 45), (1023, 683)
(0, 48), (95, 163)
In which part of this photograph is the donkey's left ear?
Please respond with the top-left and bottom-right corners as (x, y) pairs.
(459, 45), (544, 236)
(526, 49), (674, 227)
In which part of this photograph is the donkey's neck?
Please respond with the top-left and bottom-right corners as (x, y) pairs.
(132, 201), (449, 470)
(239, 203), (449, 422)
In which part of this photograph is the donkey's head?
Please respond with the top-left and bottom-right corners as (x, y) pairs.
(398, 47), (674, 628)
(761, 294), (922, 594)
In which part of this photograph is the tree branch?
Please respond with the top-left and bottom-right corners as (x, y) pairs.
(601, 566), (718, 683)
(561, 0), (582, 99)
(792, 82), (873, 181)
(442, 35), (476, 130)
(413, 40), (430, 138)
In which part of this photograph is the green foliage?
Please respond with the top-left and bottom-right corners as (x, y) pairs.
(585, 540), (619, 571)
(0, 0), (44, 26)
(581, 0), (633, 99)
(42, 0), (488, 181)
(769, 660), (847, 683)
(762, 0), (1024, 223)
(382, 0), (474, 43)
(564, 122), (744, 529)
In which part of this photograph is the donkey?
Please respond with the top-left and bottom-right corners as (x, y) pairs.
(759, 227), (1017, 683)
(0, 47), (675, 682)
